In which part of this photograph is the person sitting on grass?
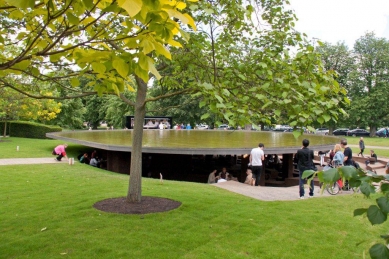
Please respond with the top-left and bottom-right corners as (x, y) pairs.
(79, 153), (90, 164)
(207, 169), (217, 184)
(244, 169), (253, 185)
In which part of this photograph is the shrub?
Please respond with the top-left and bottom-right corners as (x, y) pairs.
(0, 121), (62, 139)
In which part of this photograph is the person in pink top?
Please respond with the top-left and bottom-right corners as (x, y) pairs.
(53, 144), (68, 161)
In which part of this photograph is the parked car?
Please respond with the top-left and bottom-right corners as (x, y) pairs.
(273, 125), (292, 132)
(375, 128), (388, 137)
(315, 128), (329, 135)
(332, 128), (349, 136)
(346, 129), (370, 137)
(197, 124), (209, 130)
(218, 124), (233, 130)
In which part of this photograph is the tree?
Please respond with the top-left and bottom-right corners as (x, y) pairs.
(347, 33), (389, 133)
(0, 0), (197, 203)
(0, 87), (61, 136)
(0, 0), (348, 204)
(316, 42), (354, 131)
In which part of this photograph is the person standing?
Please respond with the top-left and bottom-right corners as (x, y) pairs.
(332, 144), (344, 167)
(358, 137), (365, 157)
(296, 139), (314, 199)
(53, 144), (68, 161)
(340, 139), (353, 166)
(250, 143), (265, 187)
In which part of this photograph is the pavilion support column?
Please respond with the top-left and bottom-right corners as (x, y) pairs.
(107, 151), (131, 174)
(283, 154), (294, 179)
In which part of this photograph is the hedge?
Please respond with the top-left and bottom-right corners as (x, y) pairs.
(0, 121), (62, 139)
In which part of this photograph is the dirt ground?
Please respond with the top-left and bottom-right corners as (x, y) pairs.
(93, 196), (181, 215)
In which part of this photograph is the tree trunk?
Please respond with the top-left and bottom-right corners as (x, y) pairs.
(369, 125), (377, 137)
(3, 120), (7, 137)
(127, 76), (147, 203)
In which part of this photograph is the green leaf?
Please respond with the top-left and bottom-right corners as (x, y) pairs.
(339, 166), (357, 180)
(369, 243), (389, 259)
(66, 12), (80, 25)
(322, 114), (331, 122)
(222, 89), (230, 97)
(320, 167), (339, 183)
(380, 182), (389, 192)
(238, 74), (246, 80)
(83, 0), (94, 8)
(292, 130), (302, 139)
(353, 208), (367, 217)
(200, 113), (210, 120)
(112, 58), (129, 79)
(118, 0), (142, 17)
(215, 95), (223, 103)
(204, 8), (214, 14)
(367, 205), (387, 225)
(9, 9), (24, 19)
(7, 0), (34, 8)
(301, 170), (315, 179)
(376, 197), (389, 214)
(154, 42), (171, 59)
(147, 57), (161, 80)
(31, 67), (40, 76)
(360, 181), (376, 197)
(140, 38), (155, 54)
(70, 78), (80, 87)
(12, 60), (30, 70)
(91, 63), (106, 74)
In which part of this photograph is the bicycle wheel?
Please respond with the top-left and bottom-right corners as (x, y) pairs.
(326, 183), (340, 195)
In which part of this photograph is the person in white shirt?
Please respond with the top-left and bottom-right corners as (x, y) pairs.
(250, 143), (265, 186)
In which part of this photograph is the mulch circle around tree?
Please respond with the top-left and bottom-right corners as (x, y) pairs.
(93, 196), (181, 215)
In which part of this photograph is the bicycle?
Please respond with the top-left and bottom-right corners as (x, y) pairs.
(322, 180), (359, 195)
(321, 164), (360, 195)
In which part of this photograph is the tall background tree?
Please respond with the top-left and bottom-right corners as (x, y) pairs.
(316, 41), (354, 132)
(346, 32), (389, 134)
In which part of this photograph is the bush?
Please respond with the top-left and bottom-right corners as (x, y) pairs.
(0, 121), (62, 139)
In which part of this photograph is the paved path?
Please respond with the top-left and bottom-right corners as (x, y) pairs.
(0, 157), (69, 165)
(212, 181), (349, 201)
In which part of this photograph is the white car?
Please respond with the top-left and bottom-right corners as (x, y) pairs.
(315, 128), (329, 135)
(197, 124), (209, 130)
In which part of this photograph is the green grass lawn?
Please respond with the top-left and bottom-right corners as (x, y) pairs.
(0, 163), (387, 259)
(0, 137), (95, 159)
(1, 137), (388, 258)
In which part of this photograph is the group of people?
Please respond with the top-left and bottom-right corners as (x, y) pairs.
(173, 123), (191, 130)
(207, 167), (238, 183)
(52, 144), (103, 168)
(78, 150), (102, 167)
(296, 139), (351, 199)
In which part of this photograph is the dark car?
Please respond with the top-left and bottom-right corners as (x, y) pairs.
(332, 128), (349, 136)
(376, 128), (388, 137)
(346, 129), (370, 137)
